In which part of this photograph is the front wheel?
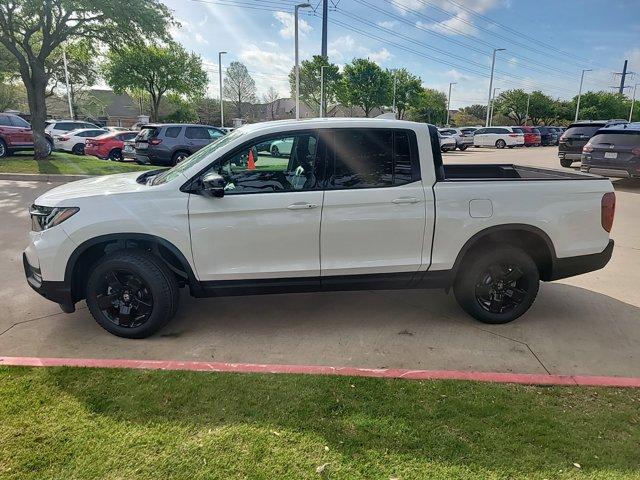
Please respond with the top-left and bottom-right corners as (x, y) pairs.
(0, 139), (7, 158)
(495, 139), (506, 149)
(72, 143), (85, 155)
(560, 159), (573, 168)
(458, 145), (468, 151)
(271, 145), (280, 157)
(86, 250), (180, 338)
(454, 245), (539, 324)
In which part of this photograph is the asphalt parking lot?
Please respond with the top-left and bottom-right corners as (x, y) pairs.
(1, 146), (639, 377)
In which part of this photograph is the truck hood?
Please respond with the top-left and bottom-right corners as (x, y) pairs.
(35, 171), (150, 206)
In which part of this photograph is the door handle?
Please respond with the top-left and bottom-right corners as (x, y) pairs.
(392, 197), (420, 204)
(287, 202), (319, 210)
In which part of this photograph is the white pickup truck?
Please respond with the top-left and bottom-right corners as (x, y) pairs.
(24, 119), (616, 338)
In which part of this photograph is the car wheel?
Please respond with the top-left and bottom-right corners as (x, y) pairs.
(0, 139), (7, 158)
(454, 244), (539, 325)
(560, 159), (573, 168)
(85, 250), (179, 339)
(271, 145), (280, 157)
(108, 149), (123, 161)
(458, 145), (468, 151)
(495, 139), (506, 149)
(72, 143), (85, 155)
(172, 151), (189, 165)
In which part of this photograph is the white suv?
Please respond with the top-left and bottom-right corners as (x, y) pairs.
(473, 126), (525, 149)
(45, 120), (101, 146)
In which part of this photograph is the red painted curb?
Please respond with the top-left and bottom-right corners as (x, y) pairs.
(1, 356), (639, 388)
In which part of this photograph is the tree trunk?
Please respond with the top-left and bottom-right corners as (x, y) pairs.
(22, 67), (50, 160)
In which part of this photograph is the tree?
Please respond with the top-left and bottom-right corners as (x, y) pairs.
(463, 104), (488, 120)
(194, 97), (220, 125)
(104, 43), (207, 122)
(527, 90), (557, 125)
(263, 86), (280, 120)
(289, 55), (341, 116)
(494, 89), (529, 125)
(388, 68), (422, 119)
(338, 58), (391, 117)
(223, 61), (256, 119)
(570, 91), (632, 122)
(0, 0), (173, 158)
(406, 87), (448, 125)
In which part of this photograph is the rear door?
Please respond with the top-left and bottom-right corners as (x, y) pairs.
(319, 128), (426, 279)
(185, 126), (211, 151)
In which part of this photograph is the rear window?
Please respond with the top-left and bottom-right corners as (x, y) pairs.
(564, 125), (603, 137)
(591, 132), (640, 147)
(511, 128), (524, 133)
(532, 128), (541, 134)
(0, 115), (11, 126)
(138, 127), (158, 140)
(185, 127), (209, 139)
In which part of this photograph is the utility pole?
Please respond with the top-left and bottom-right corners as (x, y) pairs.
(392, 70), (397, 117)
(524, 93), (531, 126)
(616, 60), (629, 94)
(630, 83), (638, 122)
(321, 0), (328, 59)
(489, 87), (500, 126)
(446, 82), (456, 126)
(319, 65), (328, 118)
(61, 44), (74, 119)
(294, 3), (312, 120)
(575, 69), (592, 122)
(218, 51), (227, 127)
(486, 48), (505, 127)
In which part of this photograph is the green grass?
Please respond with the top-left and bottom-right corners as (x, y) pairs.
(0, 151), (154, 175)
(0, 367), (638, 479)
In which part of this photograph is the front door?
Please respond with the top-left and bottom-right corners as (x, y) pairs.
(319, 128), (427, 279)
(188, 131), (324, 281)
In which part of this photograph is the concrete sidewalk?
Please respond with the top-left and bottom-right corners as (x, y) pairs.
(1, 148), (638, 378)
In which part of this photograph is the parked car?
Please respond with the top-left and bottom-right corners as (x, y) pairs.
(122, 138), (136, 161)
(581, 123), (640, 178)
(548, 127), (563, 145)
(536, 126), (557, 146)
(24, 119), (615, 338)
(460, 127), (480, 135)
(270, 137), (293, 156)
(438, 131), (456, 152)
(438, 127), (474, 150)
(559, 120), (628, 167)
(53, 128), (107, 155)
(134, 124), (226, 166)
(0, 112), (52, 157)
(45, 120), (101, 147)
(104, 126), (131, 133)
(473, 126), (524, 148)
(85, 131), (139, 161)
(516, 126), (541, 147)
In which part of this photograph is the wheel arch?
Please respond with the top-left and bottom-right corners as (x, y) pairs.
(452, 224), (557, 281)
(65, 233), (198, 302)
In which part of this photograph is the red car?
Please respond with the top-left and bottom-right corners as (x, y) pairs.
(0, 112), (52, 157)
(85, 130), (138, 161)
(517, 125), (541, 147)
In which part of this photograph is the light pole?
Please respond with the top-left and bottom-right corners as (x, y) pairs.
(62, 43), (74, 118)
(524, 92), (531, 126)
(218, 51), (227, 127)
(446, 82), (457, 126)
(575, 69), (592, 122)
(295, 3), (312, 120)
(485, 48), (505, 127)
(489, 87), (500, 126)
(319, 65), (328, 118)
(629, 83), (638, 122)
(392, 70), (397, 117)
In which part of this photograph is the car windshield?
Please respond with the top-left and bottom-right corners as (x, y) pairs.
(150, 129), (245, 186)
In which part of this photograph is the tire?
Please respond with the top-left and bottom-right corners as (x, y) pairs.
(458, 145), (468, 151)
(85, 249), (180, 339)
(507, 146), (514, 149)
(108, 148), (123, 161)
(0, 139), (7, 158)
(453, 244), (539, 325)
(72, 143), (85, 155)
(172, 150), (189, 166)
(271, 145), (280, 157)
(560, 159), (573, 168)
(495, 139), (506, 149)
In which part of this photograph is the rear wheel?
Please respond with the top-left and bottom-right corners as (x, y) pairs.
(172, 150), (189, 165)
(0, 139), (6, 158)
(72, 143), (85, 155)
(495, 139), (506, 149)
(86, 250), (179, 339)
(108, 148), (123, 161)
(458, 145), (468, 151)
(454, 245), (539, 324)
(560, 159), (573, 168)
(271, 145), (280, 157)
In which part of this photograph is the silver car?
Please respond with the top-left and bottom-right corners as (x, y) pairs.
(438, 128), (474, 151)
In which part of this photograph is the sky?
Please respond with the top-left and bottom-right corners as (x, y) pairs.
(161, 0), (640, 109)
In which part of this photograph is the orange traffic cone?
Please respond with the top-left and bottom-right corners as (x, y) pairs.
(247, 149), (256, 170)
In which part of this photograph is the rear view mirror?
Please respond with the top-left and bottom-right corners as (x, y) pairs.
(201, 172), (226, 198)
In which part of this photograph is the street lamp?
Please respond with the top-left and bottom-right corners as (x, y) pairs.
(218, 51), (227, 127)
(524, 92), (531, 126)
(629, 83), (638, 122)
(392, 69), (398, 117)
(489, 87), (500, 126)
(575, 69), (592, 122)
(446, 82), (457, 126)
(319, 65), (328, 118)
(485, 48), (505, 127)
(295, 3), (312, 120)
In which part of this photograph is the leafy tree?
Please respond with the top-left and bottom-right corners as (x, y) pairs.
(263, 86), (281, 120)
(406, 87), (447, 125)
(494, 89), (529, 125)
(223, 61), (256, 119)
(160, 94), (197, 123)
(452, 104), (487, 126)
(194, 97), (221, 125)
(571, 91), (632, 122)
(104, 43), (207, 122)
(289, 55), (341, 116)
(0, 82), (27, 111)
(338, 58), (391, 117)
(527, 91), (557, 125)
(0, 0), (173, 158)
(388, 68), (422, 119)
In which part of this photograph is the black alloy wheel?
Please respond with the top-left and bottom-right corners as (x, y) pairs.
(95, 269), (154, 329)
(474, 263), (529, 315)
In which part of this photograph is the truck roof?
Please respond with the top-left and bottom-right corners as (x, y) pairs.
(237, 117), (426, 135)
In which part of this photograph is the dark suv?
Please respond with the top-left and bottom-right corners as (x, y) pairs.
(581, 124), (640, 178)
(536, 126), (557, 146)
(134, 124), (225, 166)
(559, 120), (628, 167)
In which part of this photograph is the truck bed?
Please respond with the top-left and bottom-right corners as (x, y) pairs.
(442, 164), (599, 181)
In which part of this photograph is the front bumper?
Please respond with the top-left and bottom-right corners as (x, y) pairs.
(23, 252), (74, 308)
(549, 240), (614, 281)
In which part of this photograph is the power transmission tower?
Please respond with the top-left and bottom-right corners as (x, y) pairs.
(613, 60), (635, 94)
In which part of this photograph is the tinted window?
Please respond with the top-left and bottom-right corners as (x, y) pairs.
(55, 122), (76, 131)
(185, 127), (208, 139)
(82, 123), (96, 129)
(511, 127), (524, 133)
(394, 131), (413, 185)
(0, 115), (11, 126)
(591, 132), (640, 148)
(164, 126), (182, 138)
(9, 115), (30, 128)
(121, 132), (138, 141)
(532, 128), (541, 134)
(495, 128), (509, 134)
(208, 128), (224, 139)
(474, 128), (486, 135)
(565, 125), (602, 137)
(138, 127), (158, 140)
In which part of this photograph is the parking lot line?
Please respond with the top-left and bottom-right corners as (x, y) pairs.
(1, 356), (639, 388)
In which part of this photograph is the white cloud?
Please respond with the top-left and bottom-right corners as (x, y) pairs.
(366, 48), (392, 64)
(328, 35), (356, 60)
(238, 44), (293, 97)
(170, 18), (209, 45)
(445, 69), (472, 81)
(377, 20), (396, 29)
(417, 11), (478, 36)
(273, 11), (312, 39)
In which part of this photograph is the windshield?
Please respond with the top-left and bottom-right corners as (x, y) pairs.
(150, 128), (246, 185)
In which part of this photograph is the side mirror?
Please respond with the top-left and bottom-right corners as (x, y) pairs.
(201, 172), (226, 197)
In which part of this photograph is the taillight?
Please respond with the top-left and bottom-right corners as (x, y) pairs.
(559, 134), (567, 142)
(59, 136), (69, 141)
(509, 133), (518, 137)
(583, 143), (593, 153)
(601, 192), (616, 233)
(149, 138), (163, 146)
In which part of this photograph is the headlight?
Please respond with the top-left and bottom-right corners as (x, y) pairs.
(29, 205), (79, 231)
